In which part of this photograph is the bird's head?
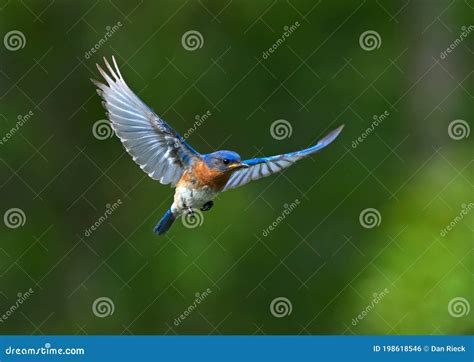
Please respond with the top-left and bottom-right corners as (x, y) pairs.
(203, 151), (249, 172)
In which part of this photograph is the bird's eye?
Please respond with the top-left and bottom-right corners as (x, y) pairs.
(223, 159), (230, 165)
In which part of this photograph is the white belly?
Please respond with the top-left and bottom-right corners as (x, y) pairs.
(173, 185), (217, 213)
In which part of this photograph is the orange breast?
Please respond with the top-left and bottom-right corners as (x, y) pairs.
(176, 170), (193, 189)
(192, 160), (231, 191)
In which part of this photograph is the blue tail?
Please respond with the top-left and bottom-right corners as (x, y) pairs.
(154, 209), (176, 235)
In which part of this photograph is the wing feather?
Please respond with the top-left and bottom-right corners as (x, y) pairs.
(92, 57), (200, 185)
(223, 125), (344, 191)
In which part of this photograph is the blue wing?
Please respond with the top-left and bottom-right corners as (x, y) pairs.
(223, 125), (344, 191)
(92, 57), (199, 186)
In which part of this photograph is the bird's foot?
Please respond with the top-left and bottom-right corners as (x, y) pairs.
(200, 201), (214, 212)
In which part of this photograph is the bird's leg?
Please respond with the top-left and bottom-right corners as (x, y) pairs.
(180, 201), (193, 215)
(200, 201), (214, 212)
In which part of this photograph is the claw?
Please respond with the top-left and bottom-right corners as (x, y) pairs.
(201, 201), (214, 212)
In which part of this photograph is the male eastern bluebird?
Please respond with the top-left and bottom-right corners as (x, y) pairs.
(92, 57), (344, 235)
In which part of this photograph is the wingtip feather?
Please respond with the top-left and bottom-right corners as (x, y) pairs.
(318, 124), (344, 146)
(111, 55), (123, 80)
(90, 78), (101, 86)
(103, 57), (118, 81)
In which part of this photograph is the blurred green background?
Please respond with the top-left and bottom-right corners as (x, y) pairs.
(0, 0), (472, 335)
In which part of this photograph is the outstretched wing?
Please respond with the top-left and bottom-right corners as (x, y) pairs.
(91, 57), (200, 186)
(223, 125), (344, 191)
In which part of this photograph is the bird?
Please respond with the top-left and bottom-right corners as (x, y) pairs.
(92, 57), (344, 235)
